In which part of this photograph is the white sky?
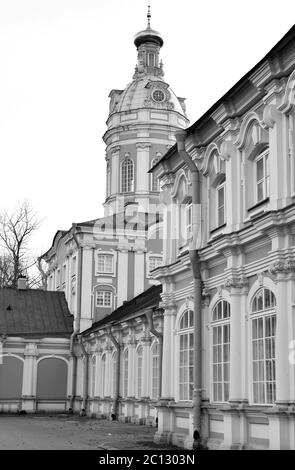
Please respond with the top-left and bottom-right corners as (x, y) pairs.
(0, 0), (294, 257)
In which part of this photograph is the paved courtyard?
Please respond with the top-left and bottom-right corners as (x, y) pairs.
(0, 414), (179, 450)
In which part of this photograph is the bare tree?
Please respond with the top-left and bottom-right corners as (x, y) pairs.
(0, 201), (41, 288)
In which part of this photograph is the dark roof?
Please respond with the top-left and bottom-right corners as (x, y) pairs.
(83, 284), (162, 335)
(0, 289), (73, 337)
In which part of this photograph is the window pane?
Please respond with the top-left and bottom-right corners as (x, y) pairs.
(256, 158), (264, 182)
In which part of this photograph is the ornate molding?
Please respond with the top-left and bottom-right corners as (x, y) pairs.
(224, 275), (248, 290)
(268, 259), (295, 275)
(136, 142), (151, 150)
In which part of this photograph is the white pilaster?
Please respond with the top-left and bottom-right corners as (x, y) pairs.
(136, 143), (150, 192)
(117, 248), (129, 306)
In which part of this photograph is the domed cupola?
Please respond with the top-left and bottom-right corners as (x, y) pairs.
(102, 2), (189, 217)
(132, 3), (164, 80)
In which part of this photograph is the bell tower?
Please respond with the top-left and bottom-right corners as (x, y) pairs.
(102, 2), (189, 216)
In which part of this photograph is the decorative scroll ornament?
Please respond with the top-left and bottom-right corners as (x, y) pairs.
(268, 259), (295, 275)
(224, 276), (248, 289)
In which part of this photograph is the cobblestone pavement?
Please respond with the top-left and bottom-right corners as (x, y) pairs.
(0, 414), (180, 450)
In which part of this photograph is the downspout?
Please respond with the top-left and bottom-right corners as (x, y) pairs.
(145, 308), (163, 399)
(79, 336), (89, 416)
(69, 224), (83, 412)
(175, 130), (203, 449)
(106, 326), (120, 420)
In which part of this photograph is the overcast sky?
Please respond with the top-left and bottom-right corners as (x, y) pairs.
(1, 0), (294, 256)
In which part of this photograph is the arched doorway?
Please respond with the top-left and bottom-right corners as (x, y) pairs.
(36, 357), (68, 411)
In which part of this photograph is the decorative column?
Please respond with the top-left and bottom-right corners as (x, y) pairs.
(22, 343), (38, 412)
(117, 245), (129, 306)
(134, 247), (145, 297)
(154, 292), (177, 445)
(80, 243), (95, 332)
(126, 327), (136, 420)
(136, 142), (151, 194)
(110, 146), (120, 197)
(141, 331), (152, 399)
(268, 260), (293, 406)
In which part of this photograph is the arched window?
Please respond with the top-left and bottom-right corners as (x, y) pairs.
(251, 287), (276, 404)
(148, 52), (155, 67)
(136, 346), (143, 398)
(151, 343), (160, 399)
(255, 148), (269, 203)
(123, 349), (129, 398)
(179, 309), (194, 401)
(121, 157), (134, 193)
(101, 354), (106, 397)
(212, 300), (230, 402)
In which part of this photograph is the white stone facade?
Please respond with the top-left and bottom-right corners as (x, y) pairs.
(151, 29), (295, 449)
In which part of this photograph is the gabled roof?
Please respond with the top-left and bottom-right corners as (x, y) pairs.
(82, 284), (162, 336)
(0, 289), (73, 337)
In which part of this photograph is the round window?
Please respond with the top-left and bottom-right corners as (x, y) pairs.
(152, 89), (165, 103)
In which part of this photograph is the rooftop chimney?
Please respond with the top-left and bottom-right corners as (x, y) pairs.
(17, 275), (27, 290)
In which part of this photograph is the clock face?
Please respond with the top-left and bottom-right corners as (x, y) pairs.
(152, 89), (165, 103)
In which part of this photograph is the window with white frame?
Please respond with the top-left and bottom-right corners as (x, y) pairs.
(148, 255), (162, 275)
(101, 354), (106, 397)
(123, 349), (129, 398)
(151, 343), (160, 399)
(136, 346), (143, 398)
(121, 157), (134, 193)
(216, 180), (226, 227)
(179, 309), (194, 401)
(251, 287), (276, 405)
(255, 149), (269, 203)
(96, 290), (112, 308)
(97, 254), (114, 274)
(212, 300), (230, 402)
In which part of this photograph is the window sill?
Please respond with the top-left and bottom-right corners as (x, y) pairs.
(247, 197), (269, 213)
(210, 223), (226, 235)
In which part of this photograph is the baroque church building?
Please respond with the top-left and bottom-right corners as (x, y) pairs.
(1, 7), (295, 451)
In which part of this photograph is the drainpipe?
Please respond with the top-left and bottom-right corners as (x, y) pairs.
(69, 224), (83, 412)
(145, 308), (163, 399)
(106, 326), (120, 420)
(79, 336), (89, 416)
(175, 130), (203, 449)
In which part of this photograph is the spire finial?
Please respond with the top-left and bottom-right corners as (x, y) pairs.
(147, 0), (151, 28)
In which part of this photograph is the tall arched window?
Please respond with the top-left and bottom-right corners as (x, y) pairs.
(151, 343), (160, 399)
(121, 157), (134, 193)
(123, 349), (129, 398)
(212, 300), (230, 402)
(251, 287), (276, 404)
(101, 354), (106, 397)
(179, 309), (194, 401)
(136, 346), (143, 398)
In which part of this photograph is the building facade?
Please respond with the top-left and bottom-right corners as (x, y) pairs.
(151, 25), (295, 449)
(0, 282), (73, 413)
(42, 14), (188, 333)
